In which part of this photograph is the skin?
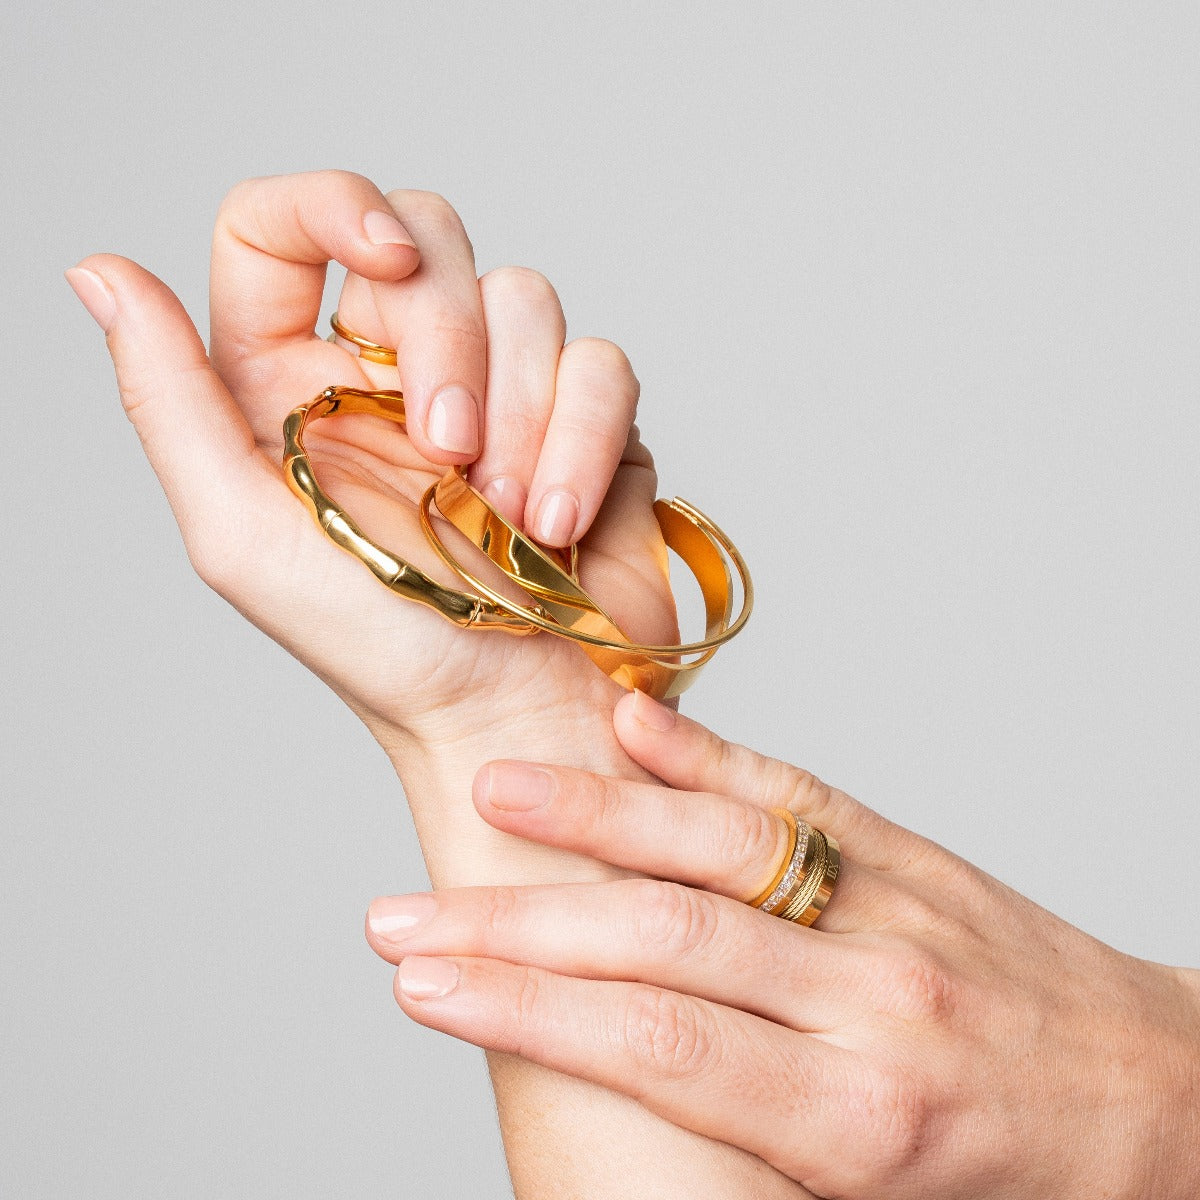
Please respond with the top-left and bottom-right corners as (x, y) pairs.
(366, 690), (1200, 1200)
(67, 170), (808, 1198)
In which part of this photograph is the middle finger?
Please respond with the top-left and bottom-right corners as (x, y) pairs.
(334, 188), (487, 465)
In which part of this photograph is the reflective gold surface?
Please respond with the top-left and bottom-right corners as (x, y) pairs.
(282, 320), (754, 698)
(283, 386), (535, 634)
(329, 312), (398, 364)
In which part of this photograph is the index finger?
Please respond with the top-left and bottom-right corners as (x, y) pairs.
(209, 170), (420, 393)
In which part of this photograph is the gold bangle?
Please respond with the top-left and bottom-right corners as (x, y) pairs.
(420, 478), (753, 698)
(283, 387), (535, 633)
(283, 317), (755, 698)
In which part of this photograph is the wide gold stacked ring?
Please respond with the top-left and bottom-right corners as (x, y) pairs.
(751, 808), (841, 927)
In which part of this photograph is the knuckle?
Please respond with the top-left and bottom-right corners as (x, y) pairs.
(621, 985), (716, 1080)
(844, 1065), (932, 1183)
(479, 886), (520, 943)
(786, 766), (836, 822)
(185, 527), (244, 598)
(510, 967), (545, 1058)
(565, 337), (640, 398)
(479, 265), (560, 310)
(392, 189), (469, 241)
(582, 773), (625, 840)
(430, 315), (487, 351)
(875, 942), (959, 1024)
(216, 176), (255, 222)
(631, 880), (719, 962)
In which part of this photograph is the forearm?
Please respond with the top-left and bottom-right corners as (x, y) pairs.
(374, 681), (812, 1200)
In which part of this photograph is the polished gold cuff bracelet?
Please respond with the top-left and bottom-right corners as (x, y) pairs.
(283, 326), (752, 698)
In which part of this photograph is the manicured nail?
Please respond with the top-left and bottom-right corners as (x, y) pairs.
(398, 957), (460, 1000)
(482, 762), (557, 811)
(368, 894), (438, 943)
(481, 476), (527, 527)
(363, 209), (416, 248)
(428, 385), (481, 455)
(533, 489), (579, 546)
(631, 688), (676, 732)
(65, 267), (116, 332)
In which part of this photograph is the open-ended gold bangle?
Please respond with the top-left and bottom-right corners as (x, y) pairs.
(419, 479), (752, 698)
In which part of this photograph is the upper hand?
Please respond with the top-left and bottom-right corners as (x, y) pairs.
(364, 691), (1200, 1199)
(67, 171), (677, 749)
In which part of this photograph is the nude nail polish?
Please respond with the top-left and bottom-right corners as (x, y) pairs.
(428, 385), (481, 455)
(631, 688), (676, 731)
(398, 957), (460, 1000)
(483, 762), (556, 811)
(368, 894), (438, 943)
(533, 489), (579, 546)
(65, 267), (116, 332)
(363, 209), (415, 248)
(481, 476), (527, 527)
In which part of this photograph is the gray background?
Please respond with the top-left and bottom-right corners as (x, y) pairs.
(4, 3), (1198, 1197)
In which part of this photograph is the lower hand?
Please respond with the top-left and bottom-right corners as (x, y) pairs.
(364, 691), (1200, 1199)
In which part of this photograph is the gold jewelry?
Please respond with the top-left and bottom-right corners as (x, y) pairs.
(754, 817), (841, 927)
(419, 477), (752, 698)
(746, 809), (799, 907)
(282, 317), (754, 699)
(329, 311), (397, 364)
(283, 387), (534, 633)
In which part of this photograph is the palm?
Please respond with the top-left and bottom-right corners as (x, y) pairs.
(214, 334), (679, 736)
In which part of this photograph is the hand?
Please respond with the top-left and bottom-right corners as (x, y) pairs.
(66, 171), (676, 760)
(364, 690), (1200, 1199)
(68, 172), (814, 1198)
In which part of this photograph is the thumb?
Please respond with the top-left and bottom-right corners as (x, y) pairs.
(67, 253), (287, 588)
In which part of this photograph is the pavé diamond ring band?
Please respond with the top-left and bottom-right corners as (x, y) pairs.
(750, 809), (841, 927)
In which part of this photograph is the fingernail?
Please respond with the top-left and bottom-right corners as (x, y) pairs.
(368, 894), (438, 943)
(428, 385), (481, 455)
(363, 209), (416, 248)
(533, 489), (579, 547)
(482, 762), (557, 811)
(481, 476), (527, 526)
(398, 957), (460, 1000)
(65, 267), (116, 332)
(631, 688), (676, 732)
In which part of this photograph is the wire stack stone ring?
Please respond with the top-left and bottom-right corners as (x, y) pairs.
(749, 809), (841, 927)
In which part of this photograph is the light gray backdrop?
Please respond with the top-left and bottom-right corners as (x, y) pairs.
(4, 3), (1198, 1197)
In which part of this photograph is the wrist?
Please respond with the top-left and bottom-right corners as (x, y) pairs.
(367, 654), (652, 888)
